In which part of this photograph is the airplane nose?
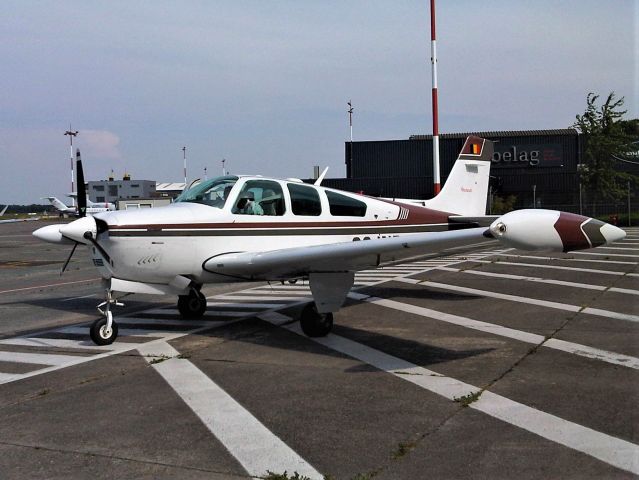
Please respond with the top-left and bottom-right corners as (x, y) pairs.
(600, 223), (626, 244)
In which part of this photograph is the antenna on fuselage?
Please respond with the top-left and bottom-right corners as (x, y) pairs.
(314, 167), (329, 186)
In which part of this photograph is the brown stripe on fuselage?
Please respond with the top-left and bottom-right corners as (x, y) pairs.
(553, 212), (592, 252)
(108, 222), (476, 237)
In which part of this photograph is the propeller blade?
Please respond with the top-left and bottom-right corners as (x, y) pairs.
(61, 242), (78, 275)
(76, 149), (87, 217)
(83, 231), (111, 264)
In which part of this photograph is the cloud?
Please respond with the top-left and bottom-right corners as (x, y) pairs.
(81, 130), (122, 160)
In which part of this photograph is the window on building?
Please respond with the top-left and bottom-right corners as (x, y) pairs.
(326, 191), (367, 217)
(287, 183), (321, 216)
(232, 180), (285, 216)
(93, 185), (105, 192)
(131, 184), (139, 188)
(96, 196), (105, 202)
(108, 185), (118, 197)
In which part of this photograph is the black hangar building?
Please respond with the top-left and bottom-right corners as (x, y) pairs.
(319, 129), (636, 214)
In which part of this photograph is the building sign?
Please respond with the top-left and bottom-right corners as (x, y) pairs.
(492, 143), (563, 168)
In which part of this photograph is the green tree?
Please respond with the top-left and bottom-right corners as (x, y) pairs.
(573, 93), (637, 212)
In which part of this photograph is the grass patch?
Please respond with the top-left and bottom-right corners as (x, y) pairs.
(392, 440), (417, 459)
(177, 353), (191, 359)
(262, 472), (312, 480)
(454, 390), (482, 407)
(149, 354), (171, 365)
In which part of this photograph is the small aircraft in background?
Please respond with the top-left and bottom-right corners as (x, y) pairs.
(33, 136), (625, 345)
(0, 206), (40, 224)
(44, 196), (115, 217)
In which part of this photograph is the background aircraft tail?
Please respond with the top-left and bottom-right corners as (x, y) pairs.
(422, 136), (493, 216)
(46, 197), (71, 212)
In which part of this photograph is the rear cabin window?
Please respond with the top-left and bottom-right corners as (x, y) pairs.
(287, 183), (321, 216)
(326, 191), (367, 217)
(232, 180), (286, 216)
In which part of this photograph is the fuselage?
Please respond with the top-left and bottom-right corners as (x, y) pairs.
(90, 175), (459, 285)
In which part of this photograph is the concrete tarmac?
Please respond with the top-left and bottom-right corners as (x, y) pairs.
(0, 220), (637, 479)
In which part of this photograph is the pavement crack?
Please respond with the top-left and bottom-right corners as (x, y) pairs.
(0, 440), (251, 478)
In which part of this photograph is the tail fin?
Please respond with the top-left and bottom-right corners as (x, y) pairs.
(0, 205), (7, 216)
(423, 136), (493, 216)
(46, 197), (70, 212)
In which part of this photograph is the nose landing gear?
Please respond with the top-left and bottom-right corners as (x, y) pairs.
(91, 290), (124, 345)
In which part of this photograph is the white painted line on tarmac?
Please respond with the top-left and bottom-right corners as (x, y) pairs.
(436, 266), (639, 296)
(0, 278), (100, 295)
(206, 302), (287, 309)
(472, 259), (629, 276)
(0, 373), (23, 382)
(573, 251), (639, 258)
(595, 246), (639, 251)
(139, 342), (322, 479)
(260, 312), (639, 476)
(58, 327), (169, 339)
(346, 293), (639, 370)
(395, 278), (639, 324)
(0, 351), (83, 366)
(61, 293), (97, 302)
(502, 254), (637, 266)
(214, 295), (309, 301)
(0, 337), (120, 350)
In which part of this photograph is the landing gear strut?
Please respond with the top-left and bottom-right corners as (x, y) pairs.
(177, 288), (207, 319)
(300, 303), (333, 337)
(91, 290), (123, 345)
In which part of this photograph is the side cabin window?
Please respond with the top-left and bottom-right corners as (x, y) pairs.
(287, 183), (321, 216)
(326, 191), (367, 217)
(232, 180), (285, 216)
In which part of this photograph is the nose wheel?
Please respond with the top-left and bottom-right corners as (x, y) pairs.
(91, 290), (124, 345)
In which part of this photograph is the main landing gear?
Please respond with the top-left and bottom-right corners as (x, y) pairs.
(90, 290), (124, 345)
(299, 303), (333, 337)
(177, 288), (207, 319)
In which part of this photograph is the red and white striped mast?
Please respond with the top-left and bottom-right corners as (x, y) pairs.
(64, 126), (78, 206)
(430, 0), (441, 195)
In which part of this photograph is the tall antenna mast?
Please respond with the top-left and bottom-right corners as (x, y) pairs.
(348, 100), (354, 169)
(430, 0), (441, 195)
(182, 146), (187, 187)
(64, 126), (78, 206)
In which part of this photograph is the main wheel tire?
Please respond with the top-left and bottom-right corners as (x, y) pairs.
(300, 303), (333, 337)
(90, 317), (118, 346)
(177, 290), (207, 319)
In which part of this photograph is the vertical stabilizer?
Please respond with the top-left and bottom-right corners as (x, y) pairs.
(46, 197), (71, 212)
(422, 136), (493, 216)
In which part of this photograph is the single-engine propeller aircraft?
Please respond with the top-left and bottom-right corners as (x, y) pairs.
(33, 137), (625, 345)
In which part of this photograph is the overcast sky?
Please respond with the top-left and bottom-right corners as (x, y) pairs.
(1, 0), (636, 204)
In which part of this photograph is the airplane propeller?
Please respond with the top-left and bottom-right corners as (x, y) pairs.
(58, 149), (112, 274)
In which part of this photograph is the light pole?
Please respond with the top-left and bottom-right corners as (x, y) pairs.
(204, 166), (208, 180)
(64, 127), (78, 206)
(532, 184), (536, 208)
(222, 158), (226, 176)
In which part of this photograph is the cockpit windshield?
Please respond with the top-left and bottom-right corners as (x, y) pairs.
(174, 176), (238, 208)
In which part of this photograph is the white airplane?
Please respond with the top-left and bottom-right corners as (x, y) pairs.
(0, 206), (40, 224)
(44, 196), (115, 216)
(33, 136), (625, 345)
(68, 193), (116, 212)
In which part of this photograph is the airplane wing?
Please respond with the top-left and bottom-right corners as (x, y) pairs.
(204, 227), (495, 280)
